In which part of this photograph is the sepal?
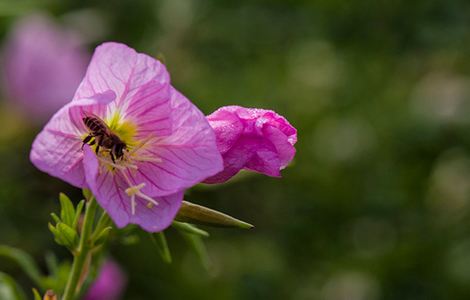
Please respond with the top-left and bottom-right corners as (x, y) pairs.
(176, 201), (254, 229)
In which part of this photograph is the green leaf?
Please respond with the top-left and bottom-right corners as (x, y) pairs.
(50, 213), (60, 224)
(0, 246), (43, 289)
(72, 200), (85, 230)
(176, 201), (254, 229)
(32, 289), (41, 300)
(44, 252), (59, 278)
(150, 232), (172, 264)
(59, 193), (75, 227)
(93, 226), (112, 246)
(179, 232), (211, 271)
(0, 272), (26, 300)
(55, 223), (79, 250)
(172, 221), (209, 237)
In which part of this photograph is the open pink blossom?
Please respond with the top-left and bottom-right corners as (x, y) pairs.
(30, 42), (223, 232)
(84, 260), (126, 300)
(204, 106), (297, 184)
(2, 14), (89, 122)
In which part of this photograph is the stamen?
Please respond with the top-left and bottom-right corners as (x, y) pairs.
(134, 155), (162, 163)
(97, 156), (138, 170)
(137, 191), (159, 207)
(89, 132), (163, 215)
(130, 194), (136, 215)
(124, 182), (159, 215)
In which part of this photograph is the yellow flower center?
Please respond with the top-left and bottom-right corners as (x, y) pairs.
(106, 111), (137, 147)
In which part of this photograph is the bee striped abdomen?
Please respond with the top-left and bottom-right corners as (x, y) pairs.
(83, 116), (107, 133)
(82, 114), (127, 163)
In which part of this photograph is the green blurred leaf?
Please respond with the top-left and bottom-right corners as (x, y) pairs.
(44, 252), (58, 278)
(120, 235), (140, 246)
(59, 193), (75, 227)
(176, 201), (254, 229)
(93, 226), (112, 246)
(172, 221), (209, 237)
(72, 200), (85, 230)
(179, 232), (211, 271)
(149, 232), (172, 264)
(31, 289), (41, 300)
(0, 246), (43, 289)
(0, 272), (26, 300)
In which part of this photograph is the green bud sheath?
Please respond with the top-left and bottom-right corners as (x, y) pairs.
(175, 201), (254, 229)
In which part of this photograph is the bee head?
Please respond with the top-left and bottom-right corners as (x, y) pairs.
(114, 141), (127, 160)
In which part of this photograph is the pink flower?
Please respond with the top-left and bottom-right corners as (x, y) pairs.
(2, 14), (89, 122)
(204, 106), (297, 184)
(84, 260), (126, 300)
(30, 42), (223, 232)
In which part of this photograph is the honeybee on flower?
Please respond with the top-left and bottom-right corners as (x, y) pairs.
(31, 42), (223, 232)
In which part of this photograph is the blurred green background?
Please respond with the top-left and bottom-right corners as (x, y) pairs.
(2, 0), (470, 299)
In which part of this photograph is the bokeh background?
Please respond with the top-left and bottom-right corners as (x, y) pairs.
(1, 0), (470, 299)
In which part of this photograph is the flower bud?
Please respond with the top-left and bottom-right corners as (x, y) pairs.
(176, 201), (254, 229)
(43, 290), (57, 300)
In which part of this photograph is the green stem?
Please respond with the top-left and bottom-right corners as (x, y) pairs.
(62, 196), (98, 300)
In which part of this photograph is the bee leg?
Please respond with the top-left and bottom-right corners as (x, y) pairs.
(82, 134), (93, 149)
(110, 151), (116, 164)
(94, 136), (102, 154)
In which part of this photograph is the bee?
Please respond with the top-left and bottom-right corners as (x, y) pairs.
(82, 114), (126, 163)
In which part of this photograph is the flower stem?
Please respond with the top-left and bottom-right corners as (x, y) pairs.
(62, 196), (98, 300)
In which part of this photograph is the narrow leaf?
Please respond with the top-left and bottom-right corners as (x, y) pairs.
(59, 193), (75, 226)
(44, 252), (58, 278)
(72, 200), (85, 230)
(172, 221), (209, 237)
(50, 213), (60, 224)
(32, 289), (41, 300)
(0, 272), (26, 300)
(0, 246), (43, 289)
(176, 201), (254, 229)
(93, 227), (112, 246)
(149, 233), (172, 264)
(179, 232), (211, 271)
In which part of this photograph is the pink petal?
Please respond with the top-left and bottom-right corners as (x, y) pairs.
(204, 106), (297, 184)
(30, 91), (115, 187)
(83, 147), (183, 232)
(128, 87), (223, 196)
(124, 80), (173, 139)
(73, 42), (172, 135)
